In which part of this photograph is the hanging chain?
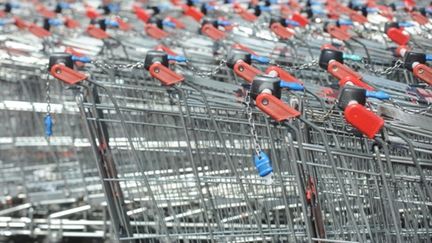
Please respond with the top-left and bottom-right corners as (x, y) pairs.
(92, 59), (144, 70)
(46, 73), (51, 115)
(185, 59), (227, 77)
(244, 90), (262, 157)
(363, 59), (403, 76)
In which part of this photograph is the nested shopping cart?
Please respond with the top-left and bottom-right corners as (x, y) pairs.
(49, 47), (432, 242)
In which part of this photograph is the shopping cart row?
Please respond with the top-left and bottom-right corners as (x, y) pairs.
(0, 0), (432, 242)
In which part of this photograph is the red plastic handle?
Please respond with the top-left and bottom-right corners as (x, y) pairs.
(154, 44), (177, 56)
(291, 13), (309, 27)
(327, 60), (362, 80)
(349, 11), (368, 24)
(234, 3), (257, 22)
(344, 104), (384, 139)
(149, 63), (185, 86)
(28, 24), (51, 38)
(339, 76), (373, 90)
(413, 64), (432, 85)
(411, 12), (429, 25)
(270, 22), (294, 39)
(86, 7), (101, 19)
(233, 60), (262, 83)
(386, 27), (410, 46)
(265, 66), (302, 84)
(135, 7), (150, 23)
(145, 24), (169, 39)
(256, 93), (300, 122)
(50, 64), (87, 85)
(36, 5), (56, 18)
(64, 17), (80, 29)
(116, 18), (132, 31)
(87, 25), (110, 39)
(183, 5), (204, 22)
(14, 17), (28, 29)
(232, 43), (257, 55)
(201, 24), (225, 41)
(327, 25), (352, 41)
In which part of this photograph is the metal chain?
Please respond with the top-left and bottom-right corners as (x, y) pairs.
(46, 72), (51, 115)
(185, 59), (227, 77)
(244, 90), (262, 157)
(363, 59), (403, 76)
(92, 59), (144, 70)
(389, 98), (432, 115)
(285, 59), (318, 71)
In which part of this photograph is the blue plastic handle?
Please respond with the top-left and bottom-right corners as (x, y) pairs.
(158, 3), (171, 11)
(251, 55), (270, 64)
(399, 22), (415, 28)
(59, 2), (71, 9)
(366, 90), (390, 100)
(168, 55), (187, 62)
(254, 151), (273, 177)
(72, 55), (92, 63)
(280, 81), (304, 91)
(426, 54), (432, 61)
(343, 53), (362, 62)
(44, 114), (53, 137)
(163, 20), (176, 28)
(311, 7), (325, 15)
(105, 19), (119, 28)
(259, 6), (271, 11)
(337, 19), (353, 26)
(48, 19), (63, 26)
(107, 3), (120, 13)
(285, 19), (300, 27)
(205, 4), (216, 11)
(217, 20), (231, 26)
(268, 0), (278, 4)
(366, 7), (378, 13)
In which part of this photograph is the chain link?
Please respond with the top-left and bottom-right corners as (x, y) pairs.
(363, 59), (403, 76)
(244, 90), (262, 157)
(186, 59), (227, 77)
(285, 59), (318, 71)
(93, 59), (144, 70)
(45, 71), (51, 115)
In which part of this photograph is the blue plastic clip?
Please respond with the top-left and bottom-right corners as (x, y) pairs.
(205, 4), (216, 11)
(107, 3), (120, 13)
(251, 55), (270, 64)
(311, 7), (325, 15)
(366, 7), (378, 13)
(343, 53), (362, 62)
(59, 2), (71, 9)
(399, 22), (415, 28)
(167, 55), (187, 62)
(337, 19), (353, 26)
(426, 54), (432, 61)
(280, 81), (304, 91)
(48, 19), (63, 26)
(44, 114), (53, 137)
(105, 19), (119, 28)
(285, 19), (300, 27)
(71, 55), (92, 63)
(254, 151), (273, 177)
(366, 90), (390, 100)
(217, 20), (231, 26)
(163, 20), (176, 28)
(259, 6), (271, 11)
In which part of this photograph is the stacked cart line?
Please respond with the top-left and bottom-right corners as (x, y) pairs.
(0, 0), (431, 243)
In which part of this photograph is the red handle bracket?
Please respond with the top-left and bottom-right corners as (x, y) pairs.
(154, 44), (177, 56)
(14, 17), (28, 29)
(28, 24), (51, 38)
(256, 93), (300, 122)
(265, 66), (302, 84)
(232, 43), (257, 55)
(386, 27), (410, 46)
(166, 16), (185, 29)
(344, 104), (384, 139)
(116, 17), (132, 31)
(50, 64), (87, 85)
(64, 17), (80, 29)
(411, 11), (429, 25)
(135, 7), (150, 22)
(233, 60), (262, 83)
(271, 22), (294, 39)
(234, 3), (257, 22)
(86, 7), (101, 19)
(327, 25), (352, 41)
(201, 24), (225, 41)
(145, 24), (169, 39)
(339, 76), (373, 90)
(291, 13), (309, 27)
(349, 11), (368, 23)
(183, 5), (204, 22)
(327, 60), (362, 80)
(149, 63), (185, 86)
(87, 25), (110, 39)
(413, 64), (432, 85)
